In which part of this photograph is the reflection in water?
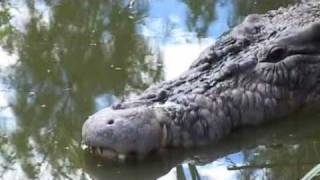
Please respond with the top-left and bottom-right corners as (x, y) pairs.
(182, 0), (217, 38)
(0, 0), (316, 179)
(0, 46), (17, 135)
(159, 111), (320, 180)
(158, 164), (201, 180)
(1, 0), (163, 179)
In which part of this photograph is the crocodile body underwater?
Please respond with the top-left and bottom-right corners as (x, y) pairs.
(82, 0), (320, 160)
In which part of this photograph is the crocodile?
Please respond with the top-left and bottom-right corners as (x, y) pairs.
(82, 0), (320, 160)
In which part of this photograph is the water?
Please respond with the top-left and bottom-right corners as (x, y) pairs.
(1, 0), (318, 179)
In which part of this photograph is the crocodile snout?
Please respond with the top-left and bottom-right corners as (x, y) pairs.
(82, 107), (163, 160)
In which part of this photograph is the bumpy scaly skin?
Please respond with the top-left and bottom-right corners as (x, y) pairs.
(82, 0), (320, 159)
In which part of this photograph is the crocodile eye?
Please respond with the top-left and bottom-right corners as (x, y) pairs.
(266, 46), (287, 62)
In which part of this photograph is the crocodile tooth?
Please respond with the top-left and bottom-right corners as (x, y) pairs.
(81, 144), (88, 150)
(118, 154), (126, 161)
(161, 124), (167, 147)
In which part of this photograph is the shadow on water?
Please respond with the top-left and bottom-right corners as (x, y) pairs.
(0, 0), (314, 179)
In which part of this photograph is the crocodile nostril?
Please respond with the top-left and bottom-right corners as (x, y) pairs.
(107, 119), (115, 125)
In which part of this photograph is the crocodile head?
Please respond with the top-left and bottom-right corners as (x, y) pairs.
(82, 105), (171, 160)
(82, 3), (320, 160)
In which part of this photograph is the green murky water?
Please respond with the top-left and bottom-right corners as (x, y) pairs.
(1, 0), (319, 179)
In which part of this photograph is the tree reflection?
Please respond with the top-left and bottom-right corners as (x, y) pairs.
(180, 0), (217, 38)
(0, 0), (163, 179)
(235, 137), (320, 179)
(0, 1), (15, 51)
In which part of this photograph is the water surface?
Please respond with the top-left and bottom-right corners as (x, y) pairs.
(1, 0), (319, 179)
